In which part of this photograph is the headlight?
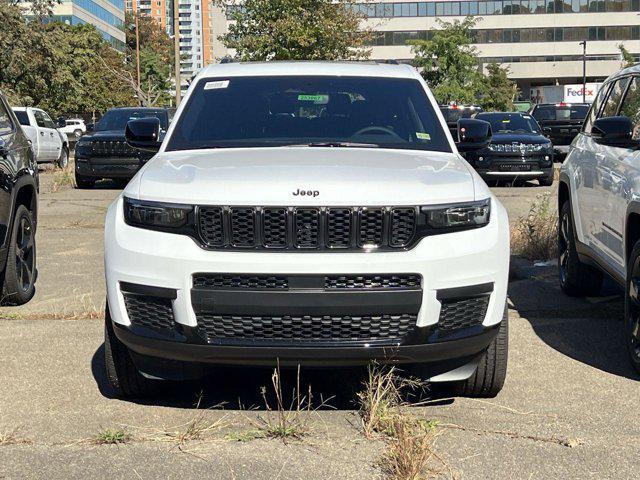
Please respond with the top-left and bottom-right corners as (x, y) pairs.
(123, 197), (192, 230)
(422, 199), (491, 230)
(74, 138), (92, 157)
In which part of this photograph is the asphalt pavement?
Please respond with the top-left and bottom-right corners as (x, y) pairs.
(0, 172), (638, 480)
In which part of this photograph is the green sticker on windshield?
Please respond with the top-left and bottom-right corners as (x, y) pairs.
(298, 94), (328, 102)
(416, 132), (431, 140)
(502, 119), (511, 123)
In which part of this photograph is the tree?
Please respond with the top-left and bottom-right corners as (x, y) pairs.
(124, 12), (174, 106)
(618, 43), (637, 69)
(410, 17), (482, 105)
(478, 63), (518, 111)
(216, 0), (371, 61)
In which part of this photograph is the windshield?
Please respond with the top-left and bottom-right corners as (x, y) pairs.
(166, 76), (451, 153)
(13, 110), (29, 126)
(439, 107), (482, 124)
(97, 109), (168, 132)
(531, 105), (589, 121)
(476, 112), (540, 134)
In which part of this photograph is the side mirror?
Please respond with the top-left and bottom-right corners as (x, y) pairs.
(456, 118), (492, 152)
(125, 117), (162, 152)
(57, 118), (66, 128)
(86, 123), (94, 133)
(592, 116), (639, 148)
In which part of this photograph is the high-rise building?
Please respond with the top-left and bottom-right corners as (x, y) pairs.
(36, 0), (126, 51)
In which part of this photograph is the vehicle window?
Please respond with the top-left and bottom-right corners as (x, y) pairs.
(0, 101), (14, 136)
(531, 105), (589, 122)
(13, 110), (29, 126)
(167, 76), (452, 153)
(583, 83), (612, 133)
(42, 112), (56, 129)
(600, 77), (631, 118)
(33, 110), (47, 128)
(97, 109), (168, 132)
(619, 76), (640, 140)
(475, 112), (540, 134)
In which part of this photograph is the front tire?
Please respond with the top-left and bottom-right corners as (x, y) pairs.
(454, 304), (509, 398)
(624, 242), (640, 373)
(56, 147), (69, 169)
(104, 303), (160, 398)
(558, 201), (602, 296)
(1, 205), (36, 305)
(75, 171), (94, 189)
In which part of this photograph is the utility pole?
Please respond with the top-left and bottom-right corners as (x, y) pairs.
(173, 0), (181, 106)
(579, 40), (587, 103)
(135, 11), (141, 103)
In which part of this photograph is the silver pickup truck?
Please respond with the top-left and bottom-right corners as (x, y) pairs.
(12, 107), (69, 168)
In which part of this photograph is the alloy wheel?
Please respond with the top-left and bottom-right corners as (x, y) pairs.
(14, 215), (35, 293)
(627, 257), (640, 363)
(558, 210), (570, 286)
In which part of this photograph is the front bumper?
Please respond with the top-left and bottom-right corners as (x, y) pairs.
(76, 157), (145, 180)
(470, 153), (553, 179)
(105, 196), (510, 373)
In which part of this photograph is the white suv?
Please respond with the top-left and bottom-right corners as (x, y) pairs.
(104, 62), (510, 398)
(558, 64), (640, 373)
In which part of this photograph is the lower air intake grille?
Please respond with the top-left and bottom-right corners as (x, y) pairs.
(124, 294), (174, 331)
(193, 274), (289, 290)
(197, 314), (417, 343)
(324, 274), (421, 290)
(438, 296), (489, 331)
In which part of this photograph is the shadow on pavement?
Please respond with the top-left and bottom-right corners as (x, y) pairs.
(509, 264), (639, 380)
(91, 344), (454, 410)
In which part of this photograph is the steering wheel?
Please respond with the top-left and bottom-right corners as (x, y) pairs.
(352, 126), (404, 140)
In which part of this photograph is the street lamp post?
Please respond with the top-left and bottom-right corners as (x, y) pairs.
(173, 0), (181, 106)
(579, 41), (587, 103)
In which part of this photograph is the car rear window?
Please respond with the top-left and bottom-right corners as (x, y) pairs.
(167, 75), (451, 153)
(13, 110), (29, 126)
(531, 105), (589, 121)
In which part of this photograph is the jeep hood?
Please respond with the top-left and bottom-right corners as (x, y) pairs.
(132, 147), (480, 206)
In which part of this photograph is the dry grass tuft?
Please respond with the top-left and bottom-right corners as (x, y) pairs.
(511, 192), (558, 261)
(381, 417), (440, 480)
(93, 428), (131, 445)
(357, 365), (447, 480)
(0, 427), (29, 446)
(256, 364), (314, 440)
(51, 165), (75, 192)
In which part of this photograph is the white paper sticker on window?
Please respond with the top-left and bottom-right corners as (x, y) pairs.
(204, 80), (230, 90)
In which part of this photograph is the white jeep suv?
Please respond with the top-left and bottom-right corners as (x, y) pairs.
(558, 63), (640, 373)
(104, 62), (510, 398)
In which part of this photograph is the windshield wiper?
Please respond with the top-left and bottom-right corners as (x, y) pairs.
(286, 142), (380, 148)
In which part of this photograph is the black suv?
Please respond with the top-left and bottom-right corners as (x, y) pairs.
(464, 112), (554, 186)
(530, 103), (590, 160)
(0, 91), (38, 305)
(74, 107), (169, 188)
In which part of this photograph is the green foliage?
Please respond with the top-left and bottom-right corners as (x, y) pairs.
(410, 17), (482, 105)
(618, 43), (637, 69)
(479, 63), (518, 111)
(216, 0), (371, 61)
(0, 1), (135, 116)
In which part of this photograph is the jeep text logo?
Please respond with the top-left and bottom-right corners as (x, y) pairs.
(292, 188), (319, 197)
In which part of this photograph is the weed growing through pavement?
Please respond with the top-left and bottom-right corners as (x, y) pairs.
(93, 428), (131, 445)
(51, 165), (75, 192)
(357, 365), (447, 480)
(511, 192), (558, 261)
(0, 427), (29, 446)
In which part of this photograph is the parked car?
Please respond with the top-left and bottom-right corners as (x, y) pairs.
(530, 102), (590, 160)
(0, 92), (39, 305)
(12, 107), (69, 168)
(558, 63), (640, 373)
(74, 107), (169, 188)
(103, 61), (510, 399)
(464, 112), (554, 186)
(57, 118), (86, 139)
(439, 104), (483, 138)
